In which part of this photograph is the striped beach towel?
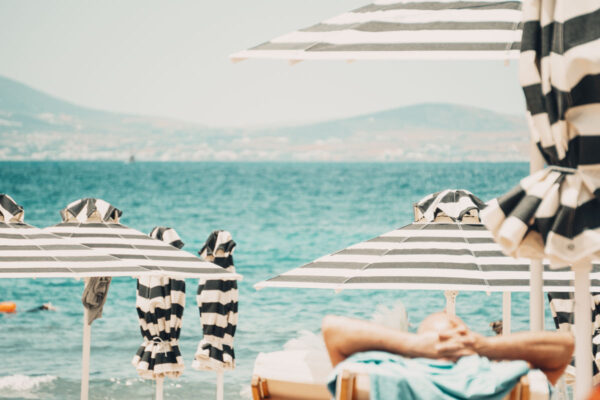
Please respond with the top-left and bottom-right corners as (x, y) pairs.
(193, 230), (238, 371)
(132, 227), (186, 379)
(481, 0), (600, 268)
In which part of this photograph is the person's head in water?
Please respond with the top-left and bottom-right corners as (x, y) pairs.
(417, 311), (469, 335)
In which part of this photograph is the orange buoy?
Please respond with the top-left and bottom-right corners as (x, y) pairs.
(0, 301), (16, 313)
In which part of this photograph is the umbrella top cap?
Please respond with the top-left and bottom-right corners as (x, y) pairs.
(0, 194), (24, 222)
(414, 189), (485, 223)
(149, 226), (185, 249)
(60, 198), (122, 223)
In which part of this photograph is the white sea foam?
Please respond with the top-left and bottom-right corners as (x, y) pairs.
(0, 374), (56, 393)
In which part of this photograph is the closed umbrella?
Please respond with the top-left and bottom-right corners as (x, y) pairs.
(480, 1), (600, 396)
(194, 230), (239, 400)
(45, 198), (240, 400)
(548, 292), (600, 385)
(230, 0), (523, 62)
(132, 227), (186, 400)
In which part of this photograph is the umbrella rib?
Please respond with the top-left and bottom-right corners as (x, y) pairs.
(457, 223), (491, 290)
(335, 222), (429, 291)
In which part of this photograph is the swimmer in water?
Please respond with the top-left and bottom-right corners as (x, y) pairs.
(26, 302), (57, 312)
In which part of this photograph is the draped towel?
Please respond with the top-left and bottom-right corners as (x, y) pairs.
(132, 227), (186, 379)
(60, 198), (122, 324)
(482, 0), (600, 268)
(193, 230), (238, 371)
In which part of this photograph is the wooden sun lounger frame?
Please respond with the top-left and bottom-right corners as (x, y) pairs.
(251, 371), (534, 400)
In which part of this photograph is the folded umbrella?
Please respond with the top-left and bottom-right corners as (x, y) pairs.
(132, 227), (186, 379)
(193, 230), (238, 370)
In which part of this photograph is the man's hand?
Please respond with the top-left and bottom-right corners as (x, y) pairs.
(435, 326), (482, 362)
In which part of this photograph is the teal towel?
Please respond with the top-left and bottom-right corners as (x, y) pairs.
(327, 352), (531, 400)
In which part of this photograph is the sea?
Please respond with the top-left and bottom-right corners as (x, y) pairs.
(0, 161), (558, 400)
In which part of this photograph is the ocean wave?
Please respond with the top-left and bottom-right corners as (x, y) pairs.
(0, 374), (56, 392)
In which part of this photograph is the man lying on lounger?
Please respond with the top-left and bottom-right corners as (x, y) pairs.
(322, 312), (574, 399)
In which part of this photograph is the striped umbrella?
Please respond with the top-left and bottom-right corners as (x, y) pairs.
(0, 194), (144, 279)
(132, 227), (187, 400)
(230, 0), (523, 62)
(132, 227), (186, 380)
(548, 292), (600, 385)
(480, 1), (600, 394)
(257, 190), (600, 293)
(45, 199), (240, 281)
(193, 230), (239, 400)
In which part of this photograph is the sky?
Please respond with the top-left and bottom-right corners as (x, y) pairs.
(0, 1), (525, 128)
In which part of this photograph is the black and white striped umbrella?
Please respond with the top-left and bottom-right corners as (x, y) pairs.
(480, 3), (600, 391)
(231, 0), (523, 62)
(0, 194), (142, 278)
(193, 230), (238, 371)
(132, 227), (186, 379)
(45, 199), (240, 281)
(481, 1), (600, 268)
(548, 292), (600, 385)
(256, 190), (600, 292)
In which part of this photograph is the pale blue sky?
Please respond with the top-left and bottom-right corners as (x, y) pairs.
(0, 1), (524, 127)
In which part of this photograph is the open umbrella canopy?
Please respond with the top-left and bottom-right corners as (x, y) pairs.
(230, 0), (523, 62)
(45, 199), (241, 281)
(255, 190), (600, 292)
(0, 194), (145, 278)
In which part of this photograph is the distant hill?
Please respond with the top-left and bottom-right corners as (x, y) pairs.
(0, 75), (529, 161)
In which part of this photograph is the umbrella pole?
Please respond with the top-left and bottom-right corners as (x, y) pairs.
(529, 140), (545, 332)
(574, 259), (593, 400)
(216, 371), (224, 400)
(444, 290), (458, 316)
(529, 260), (544, 331)
(502, 292), (511, 334)
(81, 309), (91, 400)
(156, 376), (164, 400)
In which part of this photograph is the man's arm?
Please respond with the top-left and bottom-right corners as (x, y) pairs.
(322, 315), (452, 366)
(466, 331), (574, 385)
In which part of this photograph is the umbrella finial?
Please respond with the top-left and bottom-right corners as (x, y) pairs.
(149, 227), (184, 249)
(414, 189), (485, 223)
(60, 198), (122, 223)
(0, 194), (24, 222)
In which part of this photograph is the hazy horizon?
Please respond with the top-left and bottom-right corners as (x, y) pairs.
(0, 1), (525, 128)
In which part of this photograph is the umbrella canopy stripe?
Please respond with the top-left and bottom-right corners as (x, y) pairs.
(231, 0), (522, 61)
(0, 222), (147, 278)
(46, 222), (240, 280)
(256, 220), (600, 291)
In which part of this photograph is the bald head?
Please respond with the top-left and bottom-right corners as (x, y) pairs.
(418, 312), (468, 335)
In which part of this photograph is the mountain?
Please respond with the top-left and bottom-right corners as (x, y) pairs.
(0, 75), (529, 161)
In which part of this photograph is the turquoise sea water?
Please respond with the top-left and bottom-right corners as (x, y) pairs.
(0, 162), (557, 400)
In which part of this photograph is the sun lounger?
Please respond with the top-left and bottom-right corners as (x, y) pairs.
(251, 350), (550, 400)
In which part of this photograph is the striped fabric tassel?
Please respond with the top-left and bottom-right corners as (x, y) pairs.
(548, 292), (600, 384)
(132, 227), (186, 379)
(193, 230), (238, 371)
